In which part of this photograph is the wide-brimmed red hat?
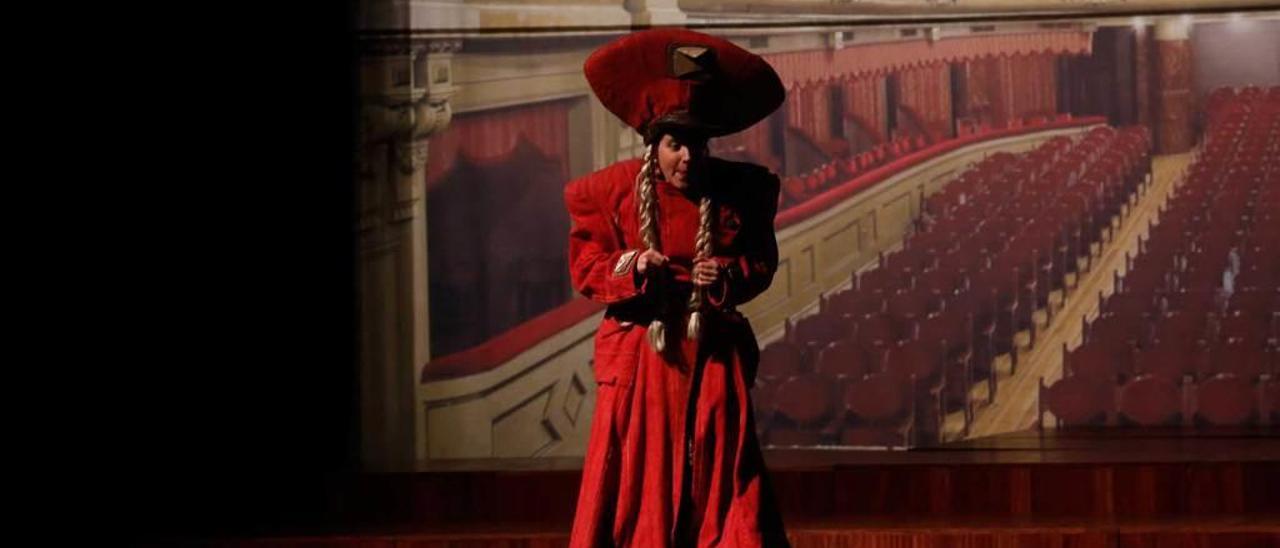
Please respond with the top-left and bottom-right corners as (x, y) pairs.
(584, 28), (785, 141)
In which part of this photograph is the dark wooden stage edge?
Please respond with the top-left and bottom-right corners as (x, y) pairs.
(197, 526), (1279, 548)
(767, 427), (1280, 467)
(175, 429), (1280, 547)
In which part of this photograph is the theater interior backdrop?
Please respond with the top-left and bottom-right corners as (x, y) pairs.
(353, 0), (1280, 473)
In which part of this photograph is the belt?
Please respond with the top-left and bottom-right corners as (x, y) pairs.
(604, 299), (744, 329)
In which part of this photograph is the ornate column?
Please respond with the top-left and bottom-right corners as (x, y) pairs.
(356, 38), (460, 471)
(1133, 23), (1154, 129)
(1154, 18), (1194, 153)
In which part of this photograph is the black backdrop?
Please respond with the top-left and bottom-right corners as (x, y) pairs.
(110, 0), (359, 541)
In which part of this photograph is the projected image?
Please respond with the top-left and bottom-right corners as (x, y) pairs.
(359, 14), (1279, 462)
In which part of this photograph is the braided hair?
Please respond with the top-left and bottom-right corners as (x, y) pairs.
(686, 192), (713, 341)
(635, 143), (667, 353)
(636, 130), (715, 352)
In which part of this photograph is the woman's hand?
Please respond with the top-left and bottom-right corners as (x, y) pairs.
(636, 249), (668, 275)
(692, 259), (723, 287)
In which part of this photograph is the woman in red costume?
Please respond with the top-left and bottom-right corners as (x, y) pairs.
(565, 29), (791, 547)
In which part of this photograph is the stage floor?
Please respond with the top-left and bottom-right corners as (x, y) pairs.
(414, 426), (1280, 471)
(152, 428), (1280, 546)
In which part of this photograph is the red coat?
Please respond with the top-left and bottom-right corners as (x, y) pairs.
(565, 157), (790, 547)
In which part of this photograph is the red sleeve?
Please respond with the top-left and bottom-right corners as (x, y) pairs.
(565, 176), (647, 304)
(705, 170), (780, 308)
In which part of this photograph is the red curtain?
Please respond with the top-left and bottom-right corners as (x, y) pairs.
(897, 64), (953, 141)
(964, 54), (1060, 128)
(963, 57), (1000, 127)
(764, 31), (1091, 90)
(995, 57), (1016, 128)
(424, 99), (573, 358)
(426, 100), (571, 188)
(785, 83), (831, 143)
(843, 75), (887, 143)
(813, 85), (832, 143)
(1009, 53), (1059, 121)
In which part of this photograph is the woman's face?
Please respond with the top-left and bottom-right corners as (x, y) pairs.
(656, 132), (708, 189)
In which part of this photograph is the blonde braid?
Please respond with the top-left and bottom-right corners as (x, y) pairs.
(636, 144), (667, 353)
(686, 194), (714, 341)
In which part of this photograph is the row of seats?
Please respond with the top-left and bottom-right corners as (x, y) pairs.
(756, 124), (1153, 448)
(1070, 290), (1279, 383)
(780, 136), (931, 209)
(778, 117), (1080, 210)
(1204, 85), (1280, 128)
(1042, 86), (1279, 429)
(956, 113), (1072, 137)
(1040, 372), (1280, 428)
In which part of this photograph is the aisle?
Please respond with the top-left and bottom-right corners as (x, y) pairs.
(948, 152), (1194, 440)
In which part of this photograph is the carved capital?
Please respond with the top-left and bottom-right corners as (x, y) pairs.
(358, 38), (458, 146)
(355, 37), (460, 229)
(417, 97), (454, 141)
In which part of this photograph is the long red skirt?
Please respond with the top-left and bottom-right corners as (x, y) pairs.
(569, 316), (790, 547)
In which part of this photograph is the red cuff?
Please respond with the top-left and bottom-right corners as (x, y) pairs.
(609, 248), (647, 300)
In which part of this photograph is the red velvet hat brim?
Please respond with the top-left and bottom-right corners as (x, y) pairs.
(585, 29), (785, 139)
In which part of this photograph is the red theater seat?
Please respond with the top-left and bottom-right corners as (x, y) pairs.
(1158, 290), (1217, 317)
(857, 266), (912, 293)
(840, 372), (915, 448)
(788, 313), (853, 355)
(1101, 291), (1157, 320)
(919, 312), (980, 413)
(1192, 373), (1259, 426)
(1151, 311), (1210, 352)
(825, 289), (886, 320)
(887, 290), (940, 325)
(781, 176), (808, 204)
(1118, 375), (1185, 427)
(758, 340), (807, 383)
(1133, 339), (1202, 383)
(1215, 310), (1274, 349)
(1039, 375), (1114, 428)
(768, 374), (838, 446)
(1205, 340), (1270, 381)
(814, 339), (882, 384)
(752, 379), (779, 429)
(855, 313), (908, 352)
(913, 267), (964, 304)
(1064, 342), (1126, 384)
(1266, 376), (1280, 424)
